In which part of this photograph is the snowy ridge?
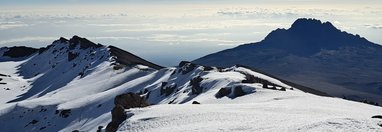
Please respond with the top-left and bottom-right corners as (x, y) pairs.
(0, 37), (381, 131)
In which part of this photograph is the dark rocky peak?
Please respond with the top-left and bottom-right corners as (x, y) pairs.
(289, 18), (338, 33)
(178, 61), (197, 74)
(68, 35), (103, 50)
(178, 61), (217, 74)
(57, 37), (69, 43)
(2, 46), (39, 58)
(108, 45), (163, 70)
(260, 18), (374, 56)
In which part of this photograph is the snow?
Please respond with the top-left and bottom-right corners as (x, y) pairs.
(0, 38), (381, 131)
(0, 59), (30, 105)
(119, 92), (382, 132)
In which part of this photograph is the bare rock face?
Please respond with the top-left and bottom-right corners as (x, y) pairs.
(106, 92), (149, 132)
(108, 45), (163, 70)
(106, 105), (126, 132)
(178, 61), (197, 74)
(114, 92), (149, 109)
(160, 82), (177, 96)
(233, 86), (246, 97)
(3, 46), (38, 58)
(372, 115), (382, 119)
(67, 52), (78, 61)
(192, 101), (200, 104)
(215, 87), (231, 98)
(190, 76), (204, 94)
(68, 35), (102, 50)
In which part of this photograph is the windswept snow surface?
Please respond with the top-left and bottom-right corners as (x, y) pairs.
(0, 38), (381, 131)
(120, 99), (382, 132)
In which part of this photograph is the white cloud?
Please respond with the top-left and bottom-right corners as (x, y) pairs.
(88, 36), (141, 40)
(0, 21), (29, 30)
(146, 34), (244, 44)
(365, 24), (382, 30)
(0, 36), (57, 45)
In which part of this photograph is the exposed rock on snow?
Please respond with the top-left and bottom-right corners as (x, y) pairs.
(107, 93), (149, 132)
(192, 101), (200, 104)
(114, 92), (149, 109)
(215, 87), (231, 98)
(372, 115), (382, 119)
(108, 45), (163, 70)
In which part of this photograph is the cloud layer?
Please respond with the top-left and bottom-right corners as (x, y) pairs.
(0, 4), (381, 66)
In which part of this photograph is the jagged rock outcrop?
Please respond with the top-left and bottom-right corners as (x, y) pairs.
(160, 82), (177, 96)
(215, 87), (231, 98)
(233, 86), (246, 97)
(178, 61), (197, 74)
(190, 76), (203, 94)
(108, 46), (163, 70)
(2, 46), (38, 58)
(106, 92), (149, 132)
(372, 115), (382, 119)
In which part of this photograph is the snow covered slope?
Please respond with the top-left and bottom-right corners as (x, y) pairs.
(0, 37), (381, 131)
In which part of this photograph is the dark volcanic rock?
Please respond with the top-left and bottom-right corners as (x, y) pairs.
(160, 82), (177, 96)
(68, 52), (78, 61)
(192, 101), (200, 104)
(215, 87), (231, 98)
(178, 61), (197, 74)
(190, 76), (204, 94)
(3, 46), (38, 58)
(69, 35), (103, 50)
(262, 82), (268, 88)
(106, 105), (126, 132)
(107, 93), (149, 132)
(372, 115), (382, 119)
(233, 86), (246, 97)
(59, 109), (71, 118)
(114, 92), (149, 109)
(108, 45), (163, 70)
(203, 66), (214, 71)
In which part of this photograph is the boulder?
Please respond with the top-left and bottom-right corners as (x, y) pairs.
(233, 86), (246, 97)
(106, 105), (127, 132)
(372, 115), (382, 119)
(215, 87), (231, 98)
(107, 93), (149, 132)
(178, 61), (196, 74)
(192, 101), (200, 104)
(190, 76), (203, 94)
(59, 109), (71, 118)
(280, 87), (286, 91)
(203, 66), (214, 71)
(160, 83), (177, 96)
(262, 82), (268, 88)
(114, 92), (149, 109)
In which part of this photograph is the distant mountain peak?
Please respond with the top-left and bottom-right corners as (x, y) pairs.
(260, 18), (373, 56)
(289, 18), (338, 32)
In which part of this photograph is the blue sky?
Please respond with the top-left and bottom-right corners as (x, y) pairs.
(0, 0), (381, 66)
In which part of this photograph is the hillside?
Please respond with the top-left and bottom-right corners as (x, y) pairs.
(0, 36), (381, 131)
(194, 18), (382, 105)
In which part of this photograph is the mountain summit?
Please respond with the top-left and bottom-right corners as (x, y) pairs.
(259, 18), (373, 56)
(194, 18), (382, 105)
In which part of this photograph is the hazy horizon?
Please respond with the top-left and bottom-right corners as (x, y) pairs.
(1, 0), (382, 66)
